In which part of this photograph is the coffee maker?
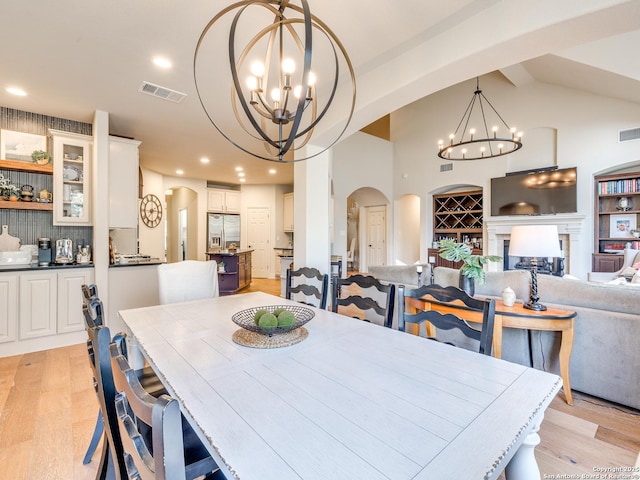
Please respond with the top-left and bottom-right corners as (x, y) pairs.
(38, 238), (53, 266)
(55, 238), (74, 264)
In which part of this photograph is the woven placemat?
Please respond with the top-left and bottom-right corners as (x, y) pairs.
(232, 327), (308, 349)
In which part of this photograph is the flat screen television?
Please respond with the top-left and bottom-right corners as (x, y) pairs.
(490, 167), (577, 216)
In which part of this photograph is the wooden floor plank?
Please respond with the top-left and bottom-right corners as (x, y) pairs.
(537, 416), (637, 471)
(543, 406), (598, 438)
(596, 425), (640, 453)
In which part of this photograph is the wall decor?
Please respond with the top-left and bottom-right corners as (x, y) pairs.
(0, 129), (47, 163)
(610, 213), (636, 238)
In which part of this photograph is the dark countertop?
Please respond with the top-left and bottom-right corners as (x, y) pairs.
(0, 262), (94, 272)
(206, 249), (254, 256)
(109, 260), (163, 268)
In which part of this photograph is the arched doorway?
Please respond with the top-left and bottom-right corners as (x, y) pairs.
(165, 186), (198, 263)
(346, 187), (391, 273)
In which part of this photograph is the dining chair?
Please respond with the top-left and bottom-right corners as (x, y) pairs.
(158, 260), (219, 304)
(84, 319), (128, 479)
(82, 287), (165, 468)
(346, 237), (356, 270)
(286, 266), (329, 309)
(110, 342), (225, 480)
(331, 274), (395, 328)
(398, 283), (496, 355)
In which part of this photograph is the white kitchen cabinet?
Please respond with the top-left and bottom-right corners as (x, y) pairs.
(19, 271), (57, 340)
(0, 274), (18, 344)
(57, 268), (94, 334)
(109, 136), (141, 228)
(283, 192), (294, 232)
(207, 188), (240, 213)
(51, 129), (92, 225)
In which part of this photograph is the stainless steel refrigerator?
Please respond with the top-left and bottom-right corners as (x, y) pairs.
(207, 213), (240, 249)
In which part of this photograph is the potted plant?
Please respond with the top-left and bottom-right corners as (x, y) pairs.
(31, 150), (51, 165)
(437, 238), (501, 295)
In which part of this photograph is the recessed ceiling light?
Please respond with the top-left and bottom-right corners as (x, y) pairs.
(235, 166), (243, 172)
(238, 172), (245, 177)
(7, 87), (26, 96)
(200, 157), (210, 164)
(239, 178), (246, 182)
(153, 56), (172, 69)
(176, 169), (184, 175)
(268, 169), (276, 174)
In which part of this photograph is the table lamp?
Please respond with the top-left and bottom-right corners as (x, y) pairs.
(508, 225), (561, 311)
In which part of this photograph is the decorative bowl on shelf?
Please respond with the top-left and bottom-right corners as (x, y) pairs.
(231, 305), (315, 348)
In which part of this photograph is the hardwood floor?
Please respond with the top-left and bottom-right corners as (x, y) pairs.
(0, 276), (638, 479)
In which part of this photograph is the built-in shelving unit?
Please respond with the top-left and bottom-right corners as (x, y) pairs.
(0, 159), (53, 211)
(593, 171), (640, 272)
(433, 189), (483, 244)
(429, 189), (483, 268)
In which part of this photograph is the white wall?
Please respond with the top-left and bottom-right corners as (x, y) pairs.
(138, 168), (165, 260)
(332, 132), (394, 270)
(394, 194), (420, 265)
(392, 72), (640, 276)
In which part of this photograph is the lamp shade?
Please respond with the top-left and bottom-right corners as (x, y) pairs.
(509, 225), (562, 258)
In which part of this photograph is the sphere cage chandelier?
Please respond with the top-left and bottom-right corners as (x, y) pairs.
(194, 0), (356, 163)
(437, 77), (523, 161)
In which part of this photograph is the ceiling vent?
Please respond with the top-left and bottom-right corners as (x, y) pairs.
(440, 162), (453, 173)
(619, 127), (640, 143)
(138, 81), (187, 103)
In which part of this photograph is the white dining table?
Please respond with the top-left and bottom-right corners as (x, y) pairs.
(118, 291), (561, 480)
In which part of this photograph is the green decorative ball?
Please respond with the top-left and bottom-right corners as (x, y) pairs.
(254, 309), (270, 325)
(258, 312), (278, 332)
(277, 310), (296, 329)
(273, 307), (287, 316)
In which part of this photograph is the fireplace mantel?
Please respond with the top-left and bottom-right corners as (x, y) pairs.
(485, 214), (586, 275)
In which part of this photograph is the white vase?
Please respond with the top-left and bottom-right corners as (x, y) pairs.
(501, 286), (516, 307)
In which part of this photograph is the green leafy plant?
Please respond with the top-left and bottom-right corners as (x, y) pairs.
(437, 238), (501, 284)
(31, 150), (51, 165)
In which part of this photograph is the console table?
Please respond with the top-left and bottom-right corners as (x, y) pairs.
(407, 298), (576, 405)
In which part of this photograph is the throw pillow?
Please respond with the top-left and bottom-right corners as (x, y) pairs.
(632, 271), (640, 284)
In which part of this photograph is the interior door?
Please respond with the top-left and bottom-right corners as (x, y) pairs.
(247, 207), (270, 278)
(179, 208), (187, 261)
(366, 205), (386, 267)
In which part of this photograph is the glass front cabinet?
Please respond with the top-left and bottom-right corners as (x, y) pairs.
(50, 129), (92, 225)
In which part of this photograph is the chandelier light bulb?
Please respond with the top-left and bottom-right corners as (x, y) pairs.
(498, 143), (504, 153)
(293, 85), (302, 98)
(282, 58), (295, 74)
(307, 71), (316, 86)
(270, 88), (281, 102)
(250, 61), (265, 77)
(246, 76), (258, 91)
(469, 128), (476, 140)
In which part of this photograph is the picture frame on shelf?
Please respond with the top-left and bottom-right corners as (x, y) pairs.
(0, 130), (47, 163)
(610, 214), (636, 238)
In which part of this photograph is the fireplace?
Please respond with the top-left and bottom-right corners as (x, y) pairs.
(485, 214), (586, 277)
(503, 239), (565, 276)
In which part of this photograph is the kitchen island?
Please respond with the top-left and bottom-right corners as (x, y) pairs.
(206, 250), (253, 295)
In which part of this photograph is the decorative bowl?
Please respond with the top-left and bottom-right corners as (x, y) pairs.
(232, 305), (314, 337)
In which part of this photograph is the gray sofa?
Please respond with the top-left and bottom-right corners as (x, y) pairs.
(433, 267), (640, 410)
